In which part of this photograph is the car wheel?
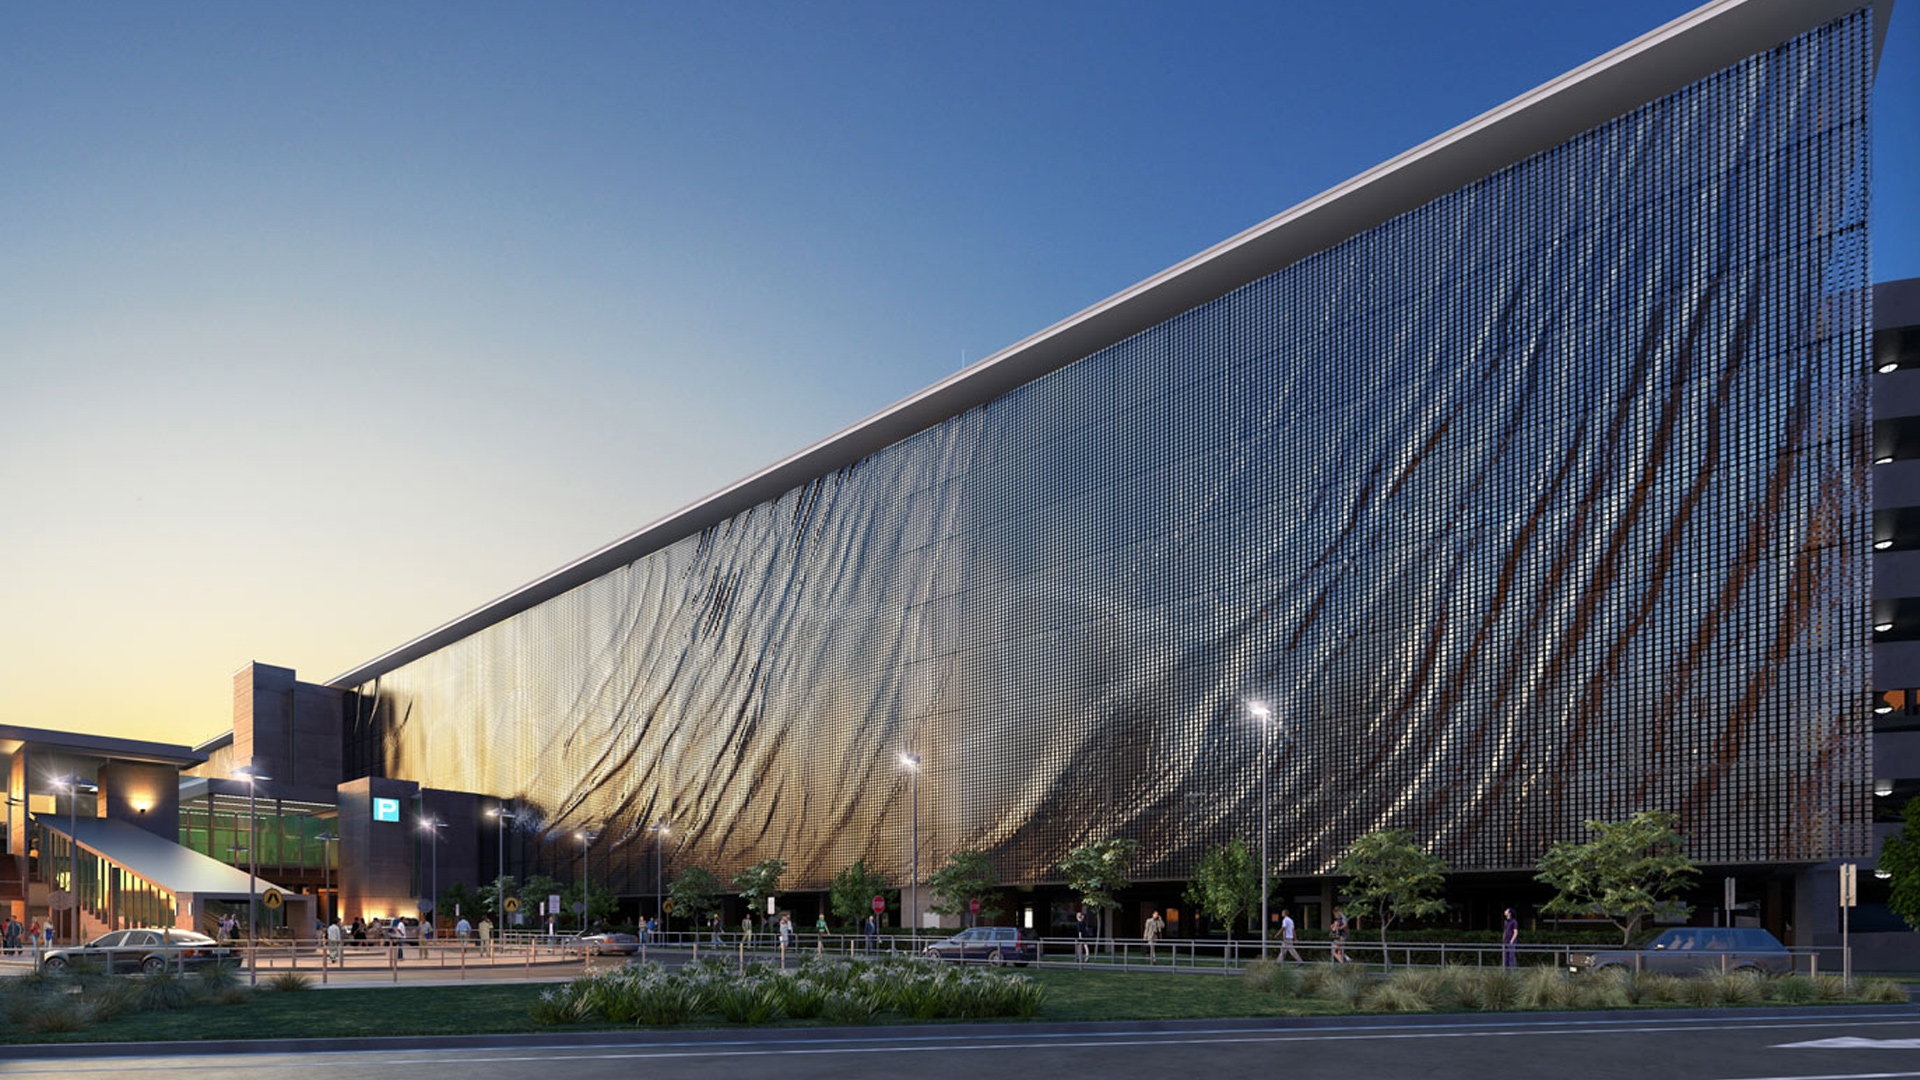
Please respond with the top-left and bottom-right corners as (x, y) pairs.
(988, 949), (1006, 966)
(141, 956), (167, 975)
(43, 956), (67, 973)
(923, 947), (941, 960)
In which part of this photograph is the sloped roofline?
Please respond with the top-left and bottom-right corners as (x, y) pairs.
(330, 0), (1884, 689)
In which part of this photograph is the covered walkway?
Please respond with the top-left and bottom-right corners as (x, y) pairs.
(39, 815), (307, 941)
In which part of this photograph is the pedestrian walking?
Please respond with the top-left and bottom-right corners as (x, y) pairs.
(1330, 907), (1350, 964)
(478, 916), (494, 957)
(710, 913), (723, 946)
(779, 913), (795, 950)
(1278, 909), (1303, 963)
(1143, 910), (1164, 962)
(863, 913), (878, 952)
(1074, 910), (1090, 962)
(455, 915), (471, 943)
(1502, 907), (1519, 968)
(741, 913), (754, 946)
(325, 918), (343, 963)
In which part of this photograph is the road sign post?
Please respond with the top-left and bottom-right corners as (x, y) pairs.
(1840, 862), (1857, 986)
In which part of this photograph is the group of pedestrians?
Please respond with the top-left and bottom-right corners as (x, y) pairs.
(1122, 905), (1521, 966)
(3, 915), (53, 953)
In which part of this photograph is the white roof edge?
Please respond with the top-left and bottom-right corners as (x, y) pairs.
(328, 0), (1882, 689)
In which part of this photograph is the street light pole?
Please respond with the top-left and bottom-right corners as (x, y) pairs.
(316, 832), (340, 927)
(899, 753), (920, 938)
(576, 829), (599, 933)
(1248, 703), (1273, 960)
(489, 808), (516, 934)
(649, 822), (670, 933)
(421, 817), (445, 934)
(236, 764), (271, 986)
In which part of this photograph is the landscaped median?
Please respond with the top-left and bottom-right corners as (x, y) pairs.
(0, 958), (1910, 1045)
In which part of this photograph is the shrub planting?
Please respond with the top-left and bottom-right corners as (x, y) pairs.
(526, 956), (1047, 1028)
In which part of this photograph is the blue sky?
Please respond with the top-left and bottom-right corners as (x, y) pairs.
(2, 1), (1915, 745)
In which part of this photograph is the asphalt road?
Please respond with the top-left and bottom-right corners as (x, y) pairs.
(7, 1010), (1920, 1080)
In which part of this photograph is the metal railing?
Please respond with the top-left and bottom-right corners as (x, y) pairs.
(0, 929), (1839, 983)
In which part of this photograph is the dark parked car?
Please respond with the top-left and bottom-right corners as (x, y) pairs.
(922, 926), (1037, 966)
(566, 931), (640, 956)
(1569, 927), (1793, 976)
(42, 928), (237, 974)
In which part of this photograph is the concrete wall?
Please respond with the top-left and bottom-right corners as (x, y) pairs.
(232, 662), (343, 802)
(337, 775), (420, 923)
(96, 762), (180, 842)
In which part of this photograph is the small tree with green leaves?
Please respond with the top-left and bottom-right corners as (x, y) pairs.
(437, 881), (483, 925)
(926, 849), (1003, 927)
(482, 875), (518, 920)
(1536, 810), (1698, 946)
(732, 858), (788, 919)
(1059, 838), (1140, 941)
(1183, 837), (1263, 955)
(516, 874), (565, 926)
(668, 866), (725, 928)
(561, 878), (621, 930)
(1335, 829), (1448, 966)
(829, 858), (894, 929)
(1880, 796), (1920, 931)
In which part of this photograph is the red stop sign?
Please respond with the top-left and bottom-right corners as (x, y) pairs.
(968, 899), (980, 915)
(872, 896), (886, 913)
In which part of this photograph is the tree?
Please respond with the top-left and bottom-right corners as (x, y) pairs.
(1335, 829), (1448, 965)
(1536, 810), (1698, 946)
(733, 858), (788, 918)
(829, 858), (895, 930)
(1058, 838), (1140, 941)
(516, 874), (565, 926)
(1879, 796), (1920, 930)
(925, 849), (1003, 926)
(562, 878), (621, 929)
(481, 875), (519, 920)
(1183, 838), (1263, 953)
(437, 881), (483, 924)
(668, 866), (725, 927)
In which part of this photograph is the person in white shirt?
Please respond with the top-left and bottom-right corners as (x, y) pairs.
(1278, 909), (1303, 963)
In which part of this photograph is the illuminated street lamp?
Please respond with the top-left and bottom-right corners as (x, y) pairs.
(234, 764), (270, 986)
(649, 822), (670, 933)
(421, 816), (446, 933)
(50, 775), (97, 945)
(576, 828), (599, 933)
(1247, 702), (1276, 960)
(899, 753), (920, 936)
(315, 831), (341, 926)
(489, 807), (517, 931)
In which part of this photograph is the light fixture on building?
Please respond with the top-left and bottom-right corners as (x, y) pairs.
(1877, 539), (1895, 550)
(1877, 455), (1896, 465)
(1877, 868), (1894, 880)
(1877, 703), (1895, 714)
(1875, 779), (1895, 797)
(1877, 622), (1896, 633)
(1880, 362), (1900, 374)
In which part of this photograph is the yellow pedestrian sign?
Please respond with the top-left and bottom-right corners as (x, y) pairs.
(504, 896), (521, 913)
(262, 888), (284, 910)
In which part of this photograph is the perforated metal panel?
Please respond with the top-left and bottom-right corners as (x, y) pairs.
(353, 10), (1874, 894)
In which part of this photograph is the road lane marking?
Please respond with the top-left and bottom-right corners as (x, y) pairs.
(9, 1018), (1920, 1074)
(1776, 1039), (1920, 1049)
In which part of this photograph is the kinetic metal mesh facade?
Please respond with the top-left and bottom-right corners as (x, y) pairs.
(352, 11), (1875, 894)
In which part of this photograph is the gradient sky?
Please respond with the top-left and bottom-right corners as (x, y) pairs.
(4, 1), (1916, 749)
